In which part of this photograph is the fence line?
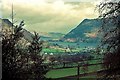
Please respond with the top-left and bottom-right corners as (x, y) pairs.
(48, 58), (103, 69)
(55, 69), (105, 79)
(46, 58), (104, 79)
(51, 62), (103, 70)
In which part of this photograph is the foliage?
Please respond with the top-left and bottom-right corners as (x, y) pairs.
(2, 21), (25, 80)
(98, 1), (120, 79)
(2, 21), (49, 80)
(27, 32), (49, 79)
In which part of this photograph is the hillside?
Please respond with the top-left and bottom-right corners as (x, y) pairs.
(40, 32), (65, 41)
(61, 19), (102, 43)
(1, 18), (34, 42)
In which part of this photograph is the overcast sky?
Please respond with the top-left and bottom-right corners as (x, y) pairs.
(2, 0), (102, 33)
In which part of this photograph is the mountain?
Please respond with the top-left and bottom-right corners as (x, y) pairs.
(22, 29), (34, 42)
(1, 18), (34, 42)
(40, 32), (65, 41)
(61, 18), (102, 43)
(48, 32), (65, 39)
(1, 18), (65, 42)
(2, 19), (13, 27)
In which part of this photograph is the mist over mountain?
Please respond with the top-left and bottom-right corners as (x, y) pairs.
(61, 18), (102, 43)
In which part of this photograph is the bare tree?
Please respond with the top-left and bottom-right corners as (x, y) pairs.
(98, 0), (120, 79)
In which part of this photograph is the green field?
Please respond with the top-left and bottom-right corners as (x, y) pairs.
(42, 48), (64, 53)
(51, 59), (102, 68)
(42, 48), (84, 54)
(46, 63), (102, 78)
(43, 43), (103, 79)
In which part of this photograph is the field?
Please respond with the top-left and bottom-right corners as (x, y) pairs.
(43, 41), (103, 79)
(45, 59), (103, 79)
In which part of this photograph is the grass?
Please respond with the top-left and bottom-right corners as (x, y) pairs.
(42, 47), (84, 53)
(45, 68), (77, 78)
(51, 59), (102, 68)
(42, 48), (64, 53)
(80, 76), (98, 80)
(43, 47), (103, 79)
(45, 64), (102, 78)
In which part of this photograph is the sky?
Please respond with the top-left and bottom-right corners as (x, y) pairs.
(2, 0), (102, 34)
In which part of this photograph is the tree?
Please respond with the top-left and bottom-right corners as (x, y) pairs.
(2, 21), (49, 80)
(2, 21), (25, 80)
(28, 32), (49, 80)
(2, 3), (49, 80)
(98, 0), (120, 79)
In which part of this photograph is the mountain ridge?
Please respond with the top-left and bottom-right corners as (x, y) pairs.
(1, 18), (34, 42)
(61, 18), (102, 42)
(1, 18), (65, 41)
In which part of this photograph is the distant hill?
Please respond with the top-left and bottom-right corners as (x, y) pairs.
(61, 19), (102, 43)
(40, 32), (65, 41)
(1, 18), (65, 42)
(1, 18), (34, 42)
(1, 18), (103, 43)
(48, 32), (65, 39)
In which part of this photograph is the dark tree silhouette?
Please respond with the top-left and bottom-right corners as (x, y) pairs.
(98, 1), (120, 79)
(2, 21), (25, 80)
(2, 21), (49, 80)
(27, 32), (49, 80)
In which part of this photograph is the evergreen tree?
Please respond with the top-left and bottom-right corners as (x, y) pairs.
(28, 32), (49, 80)
(2, 21), (49, 80)
(2, 21), (25, 80)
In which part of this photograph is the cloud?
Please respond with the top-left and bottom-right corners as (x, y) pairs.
(2, 0), (99, 33)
